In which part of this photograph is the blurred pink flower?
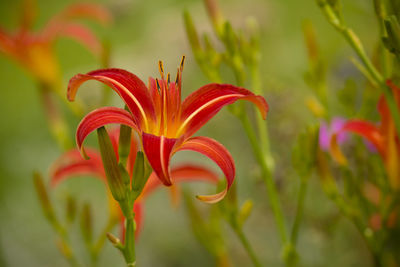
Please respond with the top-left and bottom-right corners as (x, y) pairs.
(319, 117), (348, 151)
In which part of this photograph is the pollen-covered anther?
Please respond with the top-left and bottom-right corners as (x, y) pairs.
(158, 60), (165, 80)
(155, 78), (161, 93)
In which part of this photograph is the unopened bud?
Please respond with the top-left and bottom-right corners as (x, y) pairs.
(302, 20), (319, 64)
(80, 203), (93, 244)
(97, 127), (126, 201)
(305, 96), (326, 118)
(238, 199), (253, 226)
(106, 232), (121, 246)
(65, 195), (77, 224)
(101, 39), (111, 68)
(316, 148), (338, 196)
(383, 16), (400, 56)
(292, 125), (319, 179)
(119, 163), (131, 186)
(132, 151), (151, 198)
(204, 0), (224, 35)
(183, 10), (202, 52)
(33, 172), (55, 221)
(118, 124), (132, 166)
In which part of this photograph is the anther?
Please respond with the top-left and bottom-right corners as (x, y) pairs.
(155, 78), (161, 92)
(180, 56), (186, 71)
(158, 60), (165, 80)
(175, 68), (180, 84)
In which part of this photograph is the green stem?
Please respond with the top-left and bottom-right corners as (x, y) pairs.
(249, 63), (274, 171)
(290, 179), (308, 245)
(123, 217), (136, 266)
(238, 113), (288, 244)
(233, 226), (262, 267)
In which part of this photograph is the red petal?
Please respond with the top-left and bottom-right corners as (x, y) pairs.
(179, 83), (268, 137)
(380, 80), (400, 134)
(57, 3), (112, 25)
(178, 136), (235, 203)
(0, 28), (16, 56)
(142, 133), (178, 186)
(68, 68), (155, 131)
(340, 120), (384, 155)
(49, 23), (102, 55)
(76, 107), (139, 158)
(140, 164), (219, 198)
(50, 148), (105, 186)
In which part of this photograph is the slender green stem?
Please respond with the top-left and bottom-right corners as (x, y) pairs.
(231, 49), (287, 246)
(123, 217), (136, 266)
(250, 64), (274, 171)
(290, 179), (308, 245)
(238, 113), (288, 244)
(233, 226), (262, 267)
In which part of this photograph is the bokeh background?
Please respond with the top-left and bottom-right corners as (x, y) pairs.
(0, 0), (380, 266)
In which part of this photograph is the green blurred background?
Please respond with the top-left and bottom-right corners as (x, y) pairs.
(0, 0), (379, 266)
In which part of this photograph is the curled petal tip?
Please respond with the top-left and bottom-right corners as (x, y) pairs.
(80, 146), (90, 160)
(196, 190), (227, 204)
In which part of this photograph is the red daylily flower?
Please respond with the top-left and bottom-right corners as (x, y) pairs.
(0, 1), (111, 87)
(331, 80), (400, 189)
(68, 58), (269, 203)
(50, 127), (219, 236)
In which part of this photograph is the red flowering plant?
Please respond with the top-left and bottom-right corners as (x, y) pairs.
(327, 81), (400, 264)
(67, 57), (268, 264)
(47, 126), (219, 264)
(0, 0), (111, 149)
(331, 81), (400, 191)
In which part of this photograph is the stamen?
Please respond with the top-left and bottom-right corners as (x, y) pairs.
(158, 60), (165, 80)
(180, 55), (185, 71)
(175, 68), (180, 85)
(155, 78), (161, 93)
(167, 73), (171, 86)
(177, 55), (185, 90)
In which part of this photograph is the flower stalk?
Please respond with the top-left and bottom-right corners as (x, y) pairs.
(96, 126), (136, 265)
(184, 1), (294, 264)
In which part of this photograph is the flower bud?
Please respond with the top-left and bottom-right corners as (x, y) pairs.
(292, 125), (319, 179)
(33, 172), (56, 222)
(80, 203), (93, 244)
(204, 0), (224, 36)
(238, 199), (253, 227)
(106, 232), (123, 250)
(383, 16), (400, 57)
(132, 151), (152, 198)
(183, 10), (202, 53)
(97, 126), (126, 201)
(65, 195), (77, 224)
(118, 124), (132, 166)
